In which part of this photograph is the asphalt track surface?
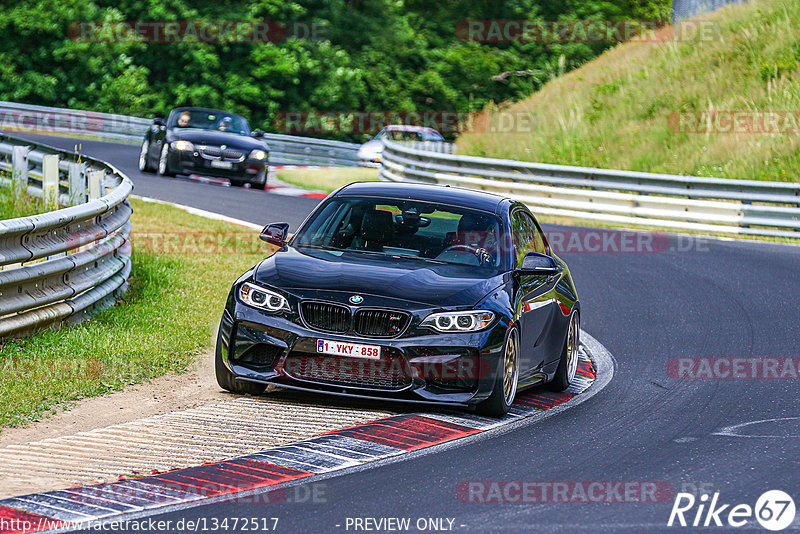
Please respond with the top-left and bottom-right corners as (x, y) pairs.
(8, 132), (800, 533)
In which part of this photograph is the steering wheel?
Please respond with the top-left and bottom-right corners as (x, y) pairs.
(440, 244), (491, 265)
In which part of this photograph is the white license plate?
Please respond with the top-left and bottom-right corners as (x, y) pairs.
(316, 339), (381, 360)
(210, 160), (232, 169)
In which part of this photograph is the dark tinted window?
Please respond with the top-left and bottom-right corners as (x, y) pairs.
(295, 197), (505, 269)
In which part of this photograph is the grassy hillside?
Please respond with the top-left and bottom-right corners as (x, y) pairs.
(458, 0), (800, 183)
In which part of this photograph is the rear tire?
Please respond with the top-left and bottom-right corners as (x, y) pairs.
(545, 312), (580, 392)
(138, 140), (155, 173)
(251, 180), (267, 190)
(215, 333), (267, 396)
(229, 179), (246, 187)
(477, 327), (519, 417)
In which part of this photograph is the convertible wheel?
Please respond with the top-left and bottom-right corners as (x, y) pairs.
(546, 312), (580, 392)
(157, 144), (175, 176)
(138, 140), (154, 173)
(214, 334), (267, 396)
(477, 327), (519, 417)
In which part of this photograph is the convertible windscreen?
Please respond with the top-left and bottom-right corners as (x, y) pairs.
(169, 109), (250, 135)
(295, 197), (505, 269)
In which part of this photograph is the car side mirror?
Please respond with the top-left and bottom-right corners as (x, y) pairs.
(518, 252), (559, 275)
(251, 129), (265, 138)
(153, 117), (165, 126)
(260, 222), (290, 247)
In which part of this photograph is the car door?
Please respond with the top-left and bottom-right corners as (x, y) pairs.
(511, 209), (560, 387)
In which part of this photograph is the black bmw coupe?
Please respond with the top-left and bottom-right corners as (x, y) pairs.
(138, 107), (270, 189)
(216, 182), (580, 416)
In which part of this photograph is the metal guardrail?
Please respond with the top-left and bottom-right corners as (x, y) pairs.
(379, 140), (800, 239)
(0, 133), (133, 339)
(0, 101), (361, 167)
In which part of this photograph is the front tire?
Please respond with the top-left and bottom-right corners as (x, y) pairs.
(477, 327), (519, 417)
(157, 144), (175, 177)
(545, 312), (580, 392)
(215, 333), (267, 396)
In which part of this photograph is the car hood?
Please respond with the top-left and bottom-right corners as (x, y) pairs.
(168, 129), (268, 151)
(358, 140), (383, 155)
(253, 247), (505, 309)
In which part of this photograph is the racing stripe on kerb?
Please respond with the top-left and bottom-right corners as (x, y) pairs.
(0, 506), (54, 533)
(0, 348), (597, 532)
(324, 415), (482, 451)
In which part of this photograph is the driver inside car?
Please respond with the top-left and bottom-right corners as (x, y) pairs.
(218, 117), (233, 132)
(177, 111), (191, 127)
(437, 212), (499, 266)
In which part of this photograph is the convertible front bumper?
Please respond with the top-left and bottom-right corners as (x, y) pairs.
(167, 149), (267, 184)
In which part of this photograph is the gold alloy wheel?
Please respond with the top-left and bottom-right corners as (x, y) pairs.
(566, 314), (580, 383)
(503, 332), (519, 405)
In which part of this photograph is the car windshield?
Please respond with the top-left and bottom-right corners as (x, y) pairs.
(170, 109), (250, 135)
(294, 196), (505, 270)
(374, 129), (444, 142)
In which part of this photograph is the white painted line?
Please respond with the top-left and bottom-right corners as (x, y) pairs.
(131, 195), (262, 230)
(712, 416), (800, 438)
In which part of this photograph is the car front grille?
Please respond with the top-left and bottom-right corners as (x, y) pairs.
(197, 145), (245, 162)
(354, 309), (410, 337)
(283, 353), (412, 390)
(299, 301), (410, 338)
(300, 302), (351, 333)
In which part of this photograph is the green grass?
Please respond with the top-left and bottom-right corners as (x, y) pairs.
(0, 183), (48, 218)
(277, 167), (380, 193)
(457, 0), (800, 183)
(0, 198), (274, 429)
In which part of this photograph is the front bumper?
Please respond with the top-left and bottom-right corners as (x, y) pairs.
(168, 149), (267, 184)
(218, 301), (507, 407)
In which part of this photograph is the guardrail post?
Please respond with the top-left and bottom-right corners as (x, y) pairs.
(68, 162), (87, 205)
(87, 169), (104, 200)
(41, 154), (59, 209)
(11, 145), (29, 195)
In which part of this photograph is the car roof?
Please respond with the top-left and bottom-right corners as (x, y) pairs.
(384, 125), (440, 133)
(334, 182), (508, 214)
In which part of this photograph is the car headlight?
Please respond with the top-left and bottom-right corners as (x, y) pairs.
(248, 149), (267, 160)
(239, 282), (289, 312)
(171, 140), (194, 151)
(420, 310), (495, 333)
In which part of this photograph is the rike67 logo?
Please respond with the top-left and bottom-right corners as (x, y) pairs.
(668, 490), (796, 531)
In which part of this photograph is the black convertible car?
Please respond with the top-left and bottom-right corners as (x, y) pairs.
(216, 182), (580, 416)
(138, 107), (270, 189)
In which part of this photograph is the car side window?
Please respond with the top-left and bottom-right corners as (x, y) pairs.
(530, 216), (548, 255)
(511, 210), (537, 267)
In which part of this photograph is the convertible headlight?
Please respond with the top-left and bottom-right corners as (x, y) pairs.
(421, 311), (495, 333)
(239, 282), (289, 312)
(171, 140), (194, 151)
(248, 149), (267, 160)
